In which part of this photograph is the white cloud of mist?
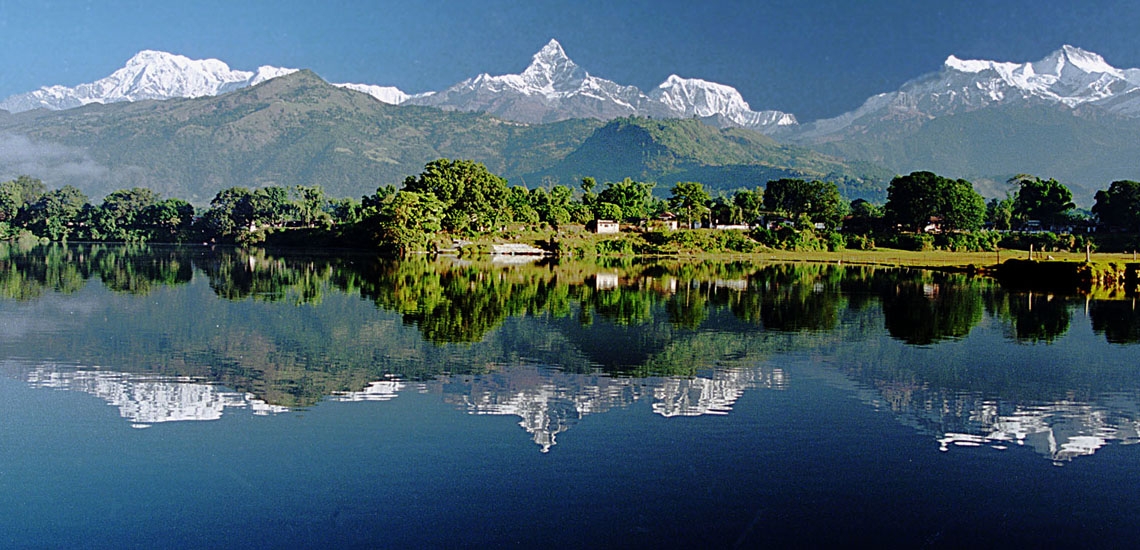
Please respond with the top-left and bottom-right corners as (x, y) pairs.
(0, 132), (108, 187)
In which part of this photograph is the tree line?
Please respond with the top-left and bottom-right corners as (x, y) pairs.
(5, 159), (1140, 253)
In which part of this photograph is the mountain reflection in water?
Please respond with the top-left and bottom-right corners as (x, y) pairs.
(2, 242), (1140, 463)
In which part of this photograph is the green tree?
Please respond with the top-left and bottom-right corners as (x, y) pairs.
(402, 159), (509, 234)
(537, 185), (574, 227)
(710, 196), (741, 225)
(594, 202), (623, 221)
(140, 198), (195, 241)
(941, 178), (987, 232)
(292, 185), (329, 227)
(1093, 180), (1140, 231)
(844, 199), (883, 235)
(884, 171), (985, 233)
(201, 187), (255, 240)
(732, 188), (764, 226)
(763, 178), (845, 230)
(21, 185), (89, 240)
(376, 191), (445, 255)
(668, 181), (711, 228)
(1010, 175), (1074, 229)
(96, 187), (160, 241)
(0, 175), (46, 222)
(329, 197), (363, 225)
(506, 186), (540, 224)
(986, 195), (1014, 231)
(596, 177), (656, 222)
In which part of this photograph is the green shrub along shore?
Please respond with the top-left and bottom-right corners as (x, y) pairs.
(5, 159), (1140, 266)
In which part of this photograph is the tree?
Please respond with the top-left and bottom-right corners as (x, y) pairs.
(140, 198), (195, 241)
(538, 185), (574, 227)
(579, 177), (598, 212)
(986, 196), (1014, 231)
(844, 199), (884, 235)
(402, 159), (508, 234)
(884, 171), (985, 233)
(96, 187), (160, 241)
(0, 176), (46, 222)
(202, 187), (255, 240)
(506, 186), (539, 224)
(763, 178), (845, 230)
(668, 181), (710, 228)
(596, 177), (656, 222)
(940, 178), (987, 232)
(1010, 175), (1074, 229)
(594, 202), (623, 221)
(292, 185), (329, 227)
(1093, 180), (1140, 231)
(375, 191), (445, 255)
(732, 188), (764, 226)
(21, 185), (89, 240)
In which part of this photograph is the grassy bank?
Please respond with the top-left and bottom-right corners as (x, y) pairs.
(468, 225), (1140, 269)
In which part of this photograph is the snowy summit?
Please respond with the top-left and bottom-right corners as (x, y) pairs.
(0, 50), (299, 112)
(788, 44), (1140, 140)
(406, 39), (795, 130)
(0, 40), (796, 132)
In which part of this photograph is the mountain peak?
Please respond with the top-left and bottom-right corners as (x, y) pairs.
(521, 39), (586, 91)
(126, 49), (189, 65)
(0, 50), (302, 112)
(536, 39), (568, 61)
(1056, 44), (1117, 74)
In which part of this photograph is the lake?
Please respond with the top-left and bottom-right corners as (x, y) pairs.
(1, 243), (1139, 547)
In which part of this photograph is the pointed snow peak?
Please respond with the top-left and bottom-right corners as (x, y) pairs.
(522, 38), (586, 91)
(537, 39), (568, 61)
(1033, 45), (1119, 77)
(1059, 45), (1118, 74)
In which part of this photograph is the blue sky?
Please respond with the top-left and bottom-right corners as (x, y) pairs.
(2, 0), (1139, 121)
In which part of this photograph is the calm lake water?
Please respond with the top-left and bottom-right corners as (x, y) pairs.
(2, 243), (1140, 547)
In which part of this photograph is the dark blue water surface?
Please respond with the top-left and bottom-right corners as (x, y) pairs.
(1, 244), (1139, 548)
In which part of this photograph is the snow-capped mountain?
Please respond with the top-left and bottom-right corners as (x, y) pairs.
(333, 82), (412, 105)
(0, 40), (795, 133)
(403, 39), (795, 131)
(789, 45), (1140, 141)
(404, 39), (655, 123)
(0, 50), (300, 112)
(651, 74), (797, 128)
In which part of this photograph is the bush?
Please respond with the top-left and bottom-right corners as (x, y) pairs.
(878, 233), (934, 251)
(998, 231), (1081, 252)
(826, 232), (846, 252)
(786, 229), (827, 251)
(935, 231), (1000, 252)
(722, 230), (760, 253)
(847, 234), (875, 250)
(595, 237), (634, 255)
(749, 227), (779, 247)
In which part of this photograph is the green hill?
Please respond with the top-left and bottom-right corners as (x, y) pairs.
(0, 71), (890, 203)
(526, 117), (892, 199)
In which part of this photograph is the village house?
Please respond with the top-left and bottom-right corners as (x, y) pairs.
(589, 219), (620, 234)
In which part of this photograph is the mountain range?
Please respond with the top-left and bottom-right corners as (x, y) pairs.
(0, 70), (881, 204)
(0, 40), (796, 133)
(3, 41), (1140, 205)
(776, 45), (1140, 202)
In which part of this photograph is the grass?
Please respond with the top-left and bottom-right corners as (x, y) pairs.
(470, 225), (1140, 268)
(755, 248), (1138, 268)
